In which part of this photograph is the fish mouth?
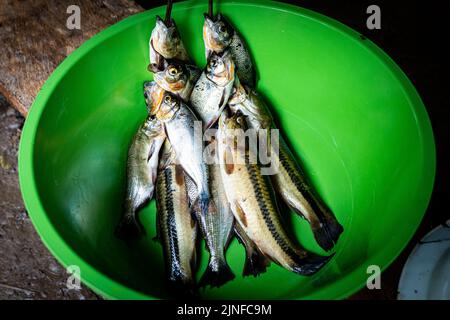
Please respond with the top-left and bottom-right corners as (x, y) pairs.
(150, 39), (165, 72)
(143, 82), (164, 115)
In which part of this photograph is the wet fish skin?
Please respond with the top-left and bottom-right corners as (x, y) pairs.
(116, 114), (166, 239)
(184, 152), (235, 287)
(190, 51), (235, 129)
(154, 60), (201, 102)
(228, 82), (344, 251)
(156, 141), (197, 296)
(153, 91), (211, 219)
(217, 112), (332, 275)
(149, 16), (190, 72)
(204, 14), (255, 87)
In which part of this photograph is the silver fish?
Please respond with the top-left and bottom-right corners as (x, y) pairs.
(185, 158), (235, 288)
(154, 60), (201, 102)
(149, 16), (190, 72)
(217, 112), (332, 275)
(190, 50), (235, 129)
(228, 82), (344, 251)
(116, 114), (166, 239)
(151, 91), (210, 219)
(156, 140), (198, 296)
(204, 13), (255, 87)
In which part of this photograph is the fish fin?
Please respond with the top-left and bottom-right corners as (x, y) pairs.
(174, 165), (185, 186)
(243, 249), (271, 278)
(309, 218), (344, 251)
(199, 258), (235, 288)
(290, 196), (344, 251)
(115, 213), (143, 240)
(234, 201), (247, 227)
(223, 147), (234, 174)
(234, 225), (270, 277)
(191, 194), (211, 218)
(291, 252), (334, 276)
(199, 192), (210, 218)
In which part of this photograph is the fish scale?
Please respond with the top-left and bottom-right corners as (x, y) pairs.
(156, 143), (198, 295)
(244, 159), (305, 264)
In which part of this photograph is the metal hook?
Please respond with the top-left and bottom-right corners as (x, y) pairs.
(165, 0), (173, 24)
(208, 0), (213, 17)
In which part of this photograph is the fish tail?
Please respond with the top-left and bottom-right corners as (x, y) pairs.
(291, 252), (334, 276)
(291, 190), (344, 251)
(199, 256), (235, 288)
(310, 217), (344, 251)
(242, 249), (271, 278)
(115, 201), (143, 240)
(115, 213), (143, 240)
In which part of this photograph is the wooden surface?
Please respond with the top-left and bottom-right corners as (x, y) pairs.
(0, 0), (143, 116)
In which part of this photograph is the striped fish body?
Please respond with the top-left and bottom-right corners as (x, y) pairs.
(229, 86), (343, 251)
(217, 113), (331, 275)
(156, 142), (197, 294)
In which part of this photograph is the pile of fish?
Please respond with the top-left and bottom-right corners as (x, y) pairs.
(116, 1), (343, 297)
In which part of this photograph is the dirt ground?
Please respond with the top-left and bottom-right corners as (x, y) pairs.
(0, 95), (99, 300)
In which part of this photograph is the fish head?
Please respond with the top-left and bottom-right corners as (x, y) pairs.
(228, 78), (248, 108)
(225, 110), (247, 131)
(151, 16), (184, 61)
(142, 114), (164, 137)
(203, 13), (233, 54)
(206, 50), (235, 86)
(157, 92), (181, 121)
(154, 60), (188, 93)
(143, 81), (165, 115)
(218, 111), (248, 159)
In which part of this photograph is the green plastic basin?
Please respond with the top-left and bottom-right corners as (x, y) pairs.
(19, 0), (435, 299)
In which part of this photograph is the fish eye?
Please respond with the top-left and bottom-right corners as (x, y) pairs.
(168, 67), (178, 76)
(164, 95), (172, 104)
(144, 92), (148, 98)
(149, 115), (156, 120)
(236, 117), (243, 124)
(219, 25), (226, 33)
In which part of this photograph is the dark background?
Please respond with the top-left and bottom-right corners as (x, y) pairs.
(134, 0), (450, 299)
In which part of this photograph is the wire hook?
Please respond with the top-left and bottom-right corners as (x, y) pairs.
(208, 0), (213, 17)
(165, 0), (173, 24)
